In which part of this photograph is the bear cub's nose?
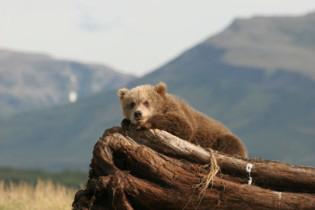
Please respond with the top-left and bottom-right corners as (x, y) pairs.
(134, 111), (142, 119)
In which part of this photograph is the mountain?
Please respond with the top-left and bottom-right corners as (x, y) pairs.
(208, 11), (315, 79)
(1, 12), (315, 170)
(0, 49), (135, 116)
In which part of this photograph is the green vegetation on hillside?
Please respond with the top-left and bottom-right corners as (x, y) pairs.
(0, 167), (87, 188)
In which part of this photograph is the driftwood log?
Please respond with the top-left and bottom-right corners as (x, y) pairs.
(72, 127), (315, 210)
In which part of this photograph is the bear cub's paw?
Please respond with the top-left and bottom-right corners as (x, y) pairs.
(121, 118), (133, 130)
(121, 118), (152, 131)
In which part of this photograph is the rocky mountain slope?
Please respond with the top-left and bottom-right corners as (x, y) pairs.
(0, 49), (135, 116)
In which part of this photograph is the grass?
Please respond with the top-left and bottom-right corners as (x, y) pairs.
(0, 180), (76, 210)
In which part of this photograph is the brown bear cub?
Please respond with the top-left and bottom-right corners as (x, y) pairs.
(117, 82), (247, 157)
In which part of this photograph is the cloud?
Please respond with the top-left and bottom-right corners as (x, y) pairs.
(78, 14), (122, 32)
(75, 0), (125, 32)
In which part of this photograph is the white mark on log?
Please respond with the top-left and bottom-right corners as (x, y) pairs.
(277, 192), (282, 200)
(246, 163), (253, 185)
(274, 191), (282, 208)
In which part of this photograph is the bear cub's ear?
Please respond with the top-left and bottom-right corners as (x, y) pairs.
(117, 88), (129, 99)
(154, 82), (167, 95)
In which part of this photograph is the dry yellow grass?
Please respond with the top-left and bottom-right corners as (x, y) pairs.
(0, 180), (76, 210)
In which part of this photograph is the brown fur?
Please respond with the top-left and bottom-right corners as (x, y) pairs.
(117, 82), (247, 157)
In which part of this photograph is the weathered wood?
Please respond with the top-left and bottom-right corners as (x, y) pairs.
(73, 127), (315, 210)
(122, 128), (315, 193)
(88, 173), (315, 210)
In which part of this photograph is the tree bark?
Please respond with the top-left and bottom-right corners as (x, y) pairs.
(121, 128), (315, 193)
(72, 127), (315, 210)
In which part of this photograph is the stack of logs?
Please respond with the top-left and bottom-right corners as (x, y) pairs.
(72, 127), (315, 210)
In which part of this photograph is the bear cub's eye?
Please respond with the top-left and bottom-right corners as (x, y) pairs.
(143, 100), (150, 107)
(129, 102), (136, 109)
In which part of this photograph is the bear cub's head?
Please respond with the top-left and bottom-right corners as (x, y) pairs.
(117, 82), (167, 126)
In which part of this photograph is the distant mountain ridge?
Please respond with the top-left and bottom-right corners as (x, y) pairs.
(0, 49), (135, 116)
(208, 11), (315, 79)
(0, 11), (314, 170)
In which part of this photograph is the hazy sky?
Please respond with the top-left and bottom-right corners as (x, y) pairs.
(1, 0), (315, 75)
